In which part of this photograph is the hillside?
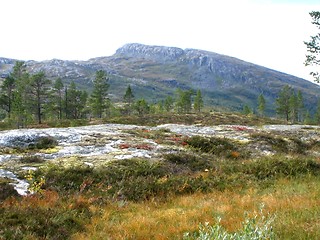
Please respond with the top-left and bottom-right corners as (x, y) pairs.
(1, 43), (319, 114)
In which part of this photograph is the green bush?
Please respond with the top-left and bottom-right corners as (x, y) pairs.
(241, 156), (320, 180)
(0, 203), (87, 239)
(31, 155), (320, 202)
(164, 153), (215, 171)
(0, 180), (19, 202)
(183, 213), (275, 240)
(46, 119), (89, 128)
(19, 155), (44, 163)
(38, 164), (95, 192)
(27, 136), (58, 150)
(186, 136), (238, 156)
(250, 133), (311, 154)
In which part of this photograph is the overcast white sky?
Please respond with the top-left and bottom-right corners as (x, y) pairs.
(1, 0), (320, 81)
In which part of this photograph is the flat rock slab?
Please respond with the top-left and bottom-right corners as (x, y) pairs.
(1, 123), (320, 195)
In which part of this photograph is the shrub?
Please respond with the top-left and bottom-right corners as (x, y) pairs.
(30, 155), (320, 202)
(36, 136), (58, 149)
(0, 180), (19, 202)
(164, 153), (215, 172)
(186, 136), (238, 157)
(250, 133), (310, 154)
(242, 156), (320, 180)
(39, 164), (95, 192)
(19, 155), (44, 163)
(0, 198), (88, 239)
(183, 213), (275, 240)
(250, 133), (289, 153)
(28, 136), (58, 150)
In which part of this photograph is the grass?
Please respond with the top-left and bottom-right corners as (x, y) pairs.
(106, 112), (284, 127)
(73, 175), (320, 239)
(31, 154), (320, 203)
(0, 191), (91, 239)
(1, 153), (318, 239)
(0, 113), (319, 239)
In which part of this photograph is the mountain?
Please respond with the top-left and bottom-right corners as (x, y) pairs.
(1, 43), (319, 114)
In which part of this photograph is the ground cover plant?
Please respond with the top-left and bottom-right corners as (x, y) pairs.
(1, 114), (320, 239)
(2, 151), (320, 239)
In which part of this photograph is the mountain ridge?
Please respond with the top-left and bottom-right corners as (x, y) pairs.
(0, 43), (319, 114)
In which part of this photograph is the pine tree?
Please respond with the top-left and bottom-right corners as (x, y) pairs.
(135, 98), (149, 116)
(0, 75), (15, 118)
(157, 101), (164, 113)
(29, 71), (51, 124)
(257, 94), (266, 116)
(194, 90), (204, 113)
(304, 110), (312, 124)
(289, 92), (298, 123)
(297, 90), (304, 122)
(304, 11), (320, 83)
(242, 105), (252, 115)
(123, 85), (134, 115)
(11, 62), (31, 127)
(53, 78), (64, 120)
(66, 81), (88, 119)
(89, 70), (109, 118)
(164, 96), (174, 112)
(315, 99), (320, 124)
(276, 85), (292, 121)
(176, 89), (193, 113)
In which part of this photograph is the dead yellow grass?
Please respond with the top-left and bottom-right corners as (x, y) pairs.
(73, 176), (320, 239)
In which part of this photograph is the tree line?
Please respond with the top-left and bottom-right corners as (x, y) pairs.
(0, 62), (204, 127)
(1, 61), (320, 127)
(242, 85), (320, 124)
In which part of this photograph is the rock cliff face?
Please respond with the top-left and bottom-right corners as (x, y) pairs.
(116, 43), (185, 62)
(0, 43), (319, 113)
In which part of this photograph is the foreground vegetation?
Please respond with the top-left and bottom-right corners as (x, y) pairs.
(1, 125), (320, 239)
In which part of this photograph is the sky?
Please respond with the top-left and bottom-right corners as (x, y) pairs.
(1, 0), (320, 81)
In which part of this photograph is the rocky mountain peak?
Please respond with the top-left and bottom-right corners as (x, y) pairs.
(0, 57), (15, 65)
(115, 43), (185, 61)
